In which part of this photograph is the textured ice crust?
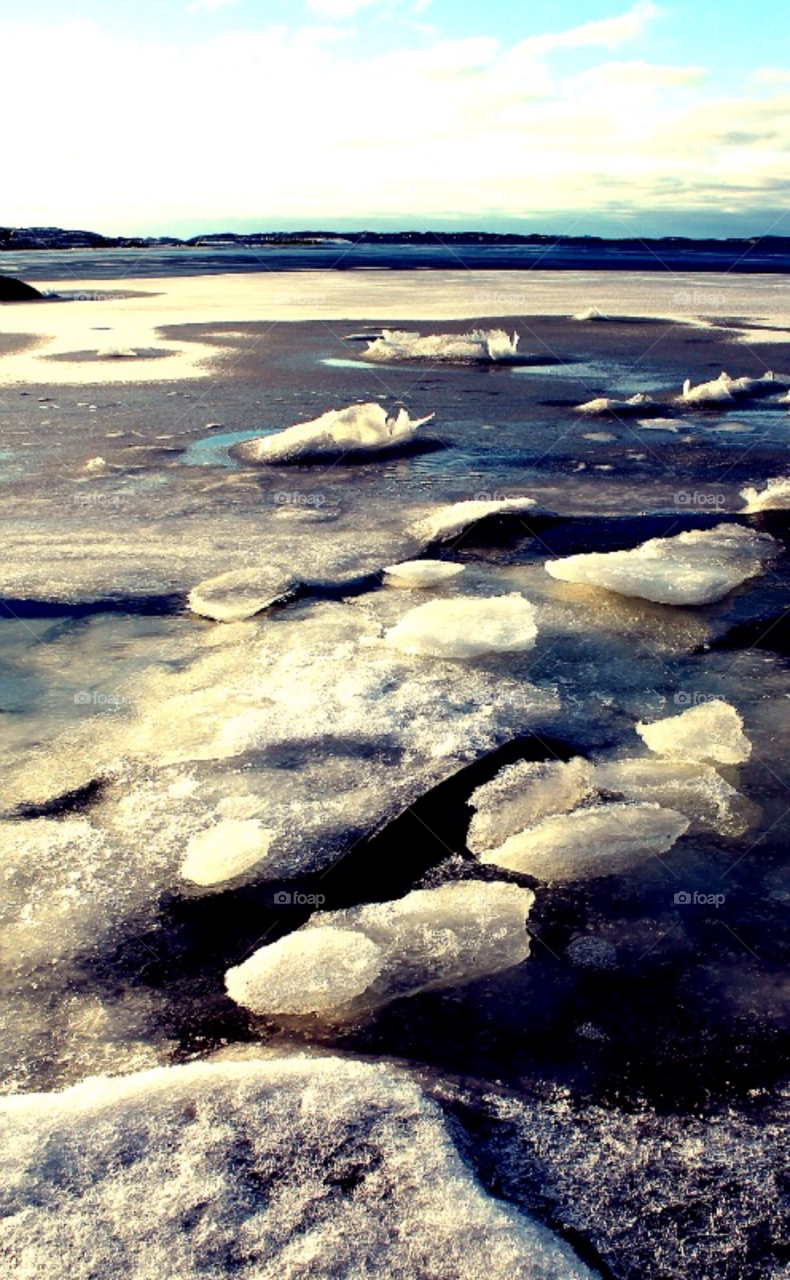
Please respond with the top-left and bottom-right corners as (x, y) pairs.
(384, 593), (538, 658)
(363, 327), (520, 363)
(576, 393), (654, 415)
(180, 818), (273, 886)
(545, 524), (776, 605)
(740, 475), (790, 512)
(382, 559), (465, 588)
(467, 758), (594, 855)
(226, 882), (535, 1019)
(592, 756), (748, 835)
(411, 496), (537, 543)
(187, 566), (298, 621)
(0, 1056), (596, 1280)
(479, 803), (690, 881)
(233, 403), (434, 463)
(636, 699), (752, 764)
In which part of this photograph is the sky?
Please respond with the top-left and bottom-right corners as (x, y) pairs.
(2, 0), (789, 237)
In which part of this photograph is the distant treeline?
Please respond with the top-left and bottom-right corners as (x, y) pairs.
(3, 226), (790, 252)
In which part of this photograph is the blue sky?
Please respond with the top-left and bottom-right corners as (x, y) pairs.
(2, 0), (789, 235)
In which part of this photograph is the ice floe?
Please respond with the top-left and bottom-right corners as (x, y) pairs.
(187, 566), (298, 621)
(592, 756), (749, 835)
(467, 757), (594, 855)
(479, 803), (690, 881)
(226, 881), (535, 1019)
(576, 393), (655, 415)
(411, 496), (537, 543)
(382, 559), (465, 588)
(0, 1055), (595, 1280)
(572, 306), (609, 321)
(678, 372), (736, 405)
(545, 524), (777, 606)
(740, 475), (790, 512)
(233, 403), (434, 464)
(636, 699), (752, 765)
(383, 593), (538, 658)
(363, 328), (521, 363)
(180, 818), (273, 886)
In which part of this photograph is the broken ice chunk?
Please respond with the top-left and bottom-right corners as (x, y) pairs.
(363, 328), (520, 364)
(572, 306), (608, 321)
(383, 559), (465, 588)
(678, 372), (735, 405)
(740, 476), (790, 512)
(412, 497), (537, 544)
(479, 803), (690, 881)
(636, 700), (751, 765)
(384, 593), (538, 658)
(545, 524), (776, 606)
(592, 756), (749, 835)
(187, 566), (298, 622)
(233, 403), (434, 463)
(226, 881), (534, 1019)
(226, 927), (384, 1015)
(0, 1056), (597, 1280)
(181, 818), (273, 886)
(467, 757), (594, 855)
(576, 393), (655, 415)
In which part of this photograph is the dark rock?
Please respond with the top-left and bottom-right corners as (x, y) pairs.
(0, 274), (43, 301)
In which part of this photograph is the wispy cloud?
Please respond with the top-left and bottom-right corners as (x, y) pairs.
(1, 6), (785, 230)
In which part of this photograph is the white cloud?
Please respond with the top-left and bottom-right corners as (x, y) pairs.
(0, 8), (785, 230)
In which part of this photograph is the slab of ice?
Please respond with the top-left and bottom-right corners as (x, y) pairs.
(678, 372), (735, 405)
(0, 1056), (596, 1280)
(572, 306), (609, 321)
(234, 403), (434, 464)
(383, 559), (465, 588)
(226, 881), (535, 1019)
(363, 328), (520, 363)
(576, 393), (654, 415)
(187, 565), (298, 621)
(412, 496), (537, 543)
(740, 476), (790, 512)
(479, 802), (690, 881)
(636, 700), (752, 764)
(384, 593), (538, 658)
(467, 757), (594, 855)
(180, 818), (273, 886)
(545, 524), (776, 605)
(726, 371), (786, 396)
(592, 756), (748, 835)
(226, 928), (384, 1014)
